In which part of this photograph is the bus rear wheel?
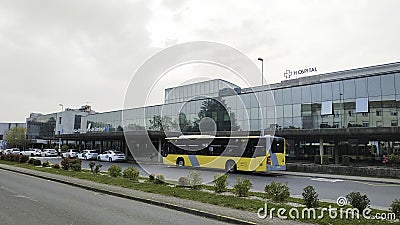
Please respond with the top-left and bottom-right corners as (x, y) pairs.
(176, 158), (184, 167)
(225, 160), (237, 173)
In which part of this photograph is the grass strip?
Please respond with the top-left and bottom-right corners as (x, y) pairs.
(0, 160), (396, 225)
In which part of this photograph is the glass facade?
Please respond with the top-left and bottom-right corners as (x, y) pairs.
(82, 72), (400, 134)
(26, 113), (57, 139)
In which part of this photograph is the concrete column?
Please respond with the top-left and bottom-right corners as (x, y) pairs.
(319, 138), (324, 165)
(123, 141), (128, 156)
(100, 140), (103, 153)
(157, 138), (162, 163)
(334, 141), (339, 165)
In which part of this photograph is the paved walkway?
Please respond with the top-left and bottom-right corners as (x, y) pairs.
(0, 164), (309, 225)
(276, 171), (400, 185)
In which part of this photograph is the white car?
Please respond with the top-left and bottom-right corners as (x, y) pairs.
(21, 148), (42, 156)
(97, 150), (126, 162)
(61, 149), (79, 158)
(5, 148), (20, 155)
(41, 149), (58, 157)
(77, 150), (99, 160)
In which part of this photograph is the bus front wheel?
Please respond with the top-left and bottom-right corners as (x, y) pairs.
(225, 160), (237, 173)
(176, 158), (184, 167)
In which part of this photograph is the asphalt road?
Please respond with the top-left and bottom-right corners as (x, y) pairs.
(38, 157), (400, 209)
(0, 169), (231, 225)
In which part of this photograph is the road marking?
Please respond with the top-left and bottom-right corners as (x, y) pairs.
(310, 177), (344, 183)
(351, 180), (400, 187)
(12, 194), (38, 202)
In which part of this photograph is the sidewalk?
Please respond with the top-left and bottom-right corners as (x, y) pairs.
(275, 171), (400, 185)
(0, 164), (309, 225)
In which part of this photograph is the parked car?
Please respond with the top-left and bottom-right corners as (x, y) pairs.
(20, 148), (42, 157)
(77, 150), (99, 160)
(97, 150), (126, 162)
(5, 148), (21, 155)
(61, 149), (79, 158)
(41, 149), (58, 157)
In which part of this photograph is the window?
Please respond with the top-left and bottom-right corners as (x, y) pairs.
(343, 79), (356, 99)
(362, 112), (368, 117)
(376, 121), (383, 127)
(334, 111), (340, 118)
(59, 117), (62, 124)
(381, 74), (395, 96)
(376, 111), (382, 116)
(301, 85), (312, 103)
(367, 76), (381, 97)
(348, 110), (355, 117)
(355, 78), (367, 98)
(391, 121), (398, 126)
(333, 122), (339, 128)
(362, 122), (369, 127)
(391, 111), (398, 116)
(321, 83), (333, 101)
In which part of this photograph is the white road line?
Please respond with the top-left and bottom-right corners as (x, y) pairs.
(310, 177), (344, 183)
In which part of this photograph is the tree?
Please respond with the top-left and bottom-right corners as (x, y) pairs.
(148, 115), (177, 131)
(4, 127), (27, 149)
(193, 98), (240, 132)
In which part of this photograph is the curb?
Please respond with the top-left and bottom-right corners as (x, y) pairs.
(277, 171), (400, 185)
(0, 165), (256, 225)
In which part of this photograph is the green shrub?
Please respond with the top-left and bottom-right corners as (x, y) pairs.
(27, 158), (34, 164)
(302, 185), (319, 208)
(42, 160), (51, 167)
(346, 192), (370, 212)
(123, 167), (139, 182)
(213, 174), (229, 193)
(149, 173), (155, 181)
(108, 164), (122, 177)
(178, 177), (190, 186)
(33, 159), (42, 166)
(154, 174), (165, 184)
(314, 155), (329, 165)
(94, 164), (102, 174)
(52, 163), (60, 169)
(264, 181), (290, 202)
(233, 177), (252, 197)
(70, 159), (81, 172)
(19, 155), (29, 163)
(89, 162), (96, 172)
(61, 158), (70, 170)
(342, 155), (351, 166)
(12, 154), (20, 162)
(61, 145), (69, 152)
(387, 153), (400, 167)
(60, 158), (81, 171)
(4, 154), (12, 161)
(389, 198), (400, 218)
(188, 170), (203, 189)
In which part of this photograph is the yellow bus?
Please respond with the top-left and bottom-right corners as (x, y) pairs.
(162, 135), (286, 173)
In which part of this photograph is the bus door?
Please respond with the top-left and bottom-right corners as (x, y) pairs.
(266, 137), (286, 171)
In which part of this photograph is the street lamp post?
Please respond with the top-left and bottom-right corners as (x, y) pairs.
(258, 58), (264, 89)
(340, 94), (343, 128)
(58, 104), (63, 151)
(257, 58), (264, 136)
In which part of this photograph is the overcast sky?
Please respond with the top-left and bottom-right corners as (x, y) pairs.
(1, 0), (400, 122)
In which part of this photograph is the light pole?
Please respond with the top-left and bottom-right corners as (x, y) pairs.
(258, 58), (264, 88)
(340, 93), (343, 128)
(58, 104), (63, 151)
(258, 58), (264, 136)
